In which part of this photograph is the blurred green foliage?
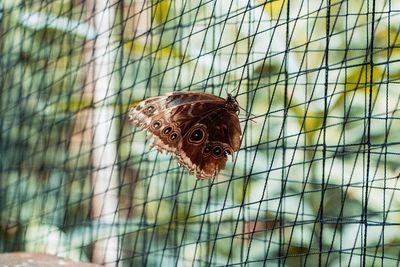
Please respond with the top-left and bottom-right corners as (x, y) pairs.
(1, 0), (400, 266)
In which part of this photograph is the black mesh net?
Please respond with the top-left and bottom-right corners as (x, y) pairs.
(1, 0), (400, 266)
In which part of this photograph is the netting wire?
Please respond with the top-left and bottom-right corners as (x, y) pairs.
(1, 0), (400, 266)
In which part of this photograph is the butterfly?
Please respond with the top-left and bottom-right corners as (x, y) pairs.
(128, 91), (241, 179)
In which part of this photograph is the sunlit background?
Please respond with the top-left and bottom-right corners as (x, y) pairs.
(1, 0), (400, 266)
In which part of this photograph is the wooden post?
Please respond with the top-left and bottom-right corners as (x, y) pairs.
(86, 0), (119, 265)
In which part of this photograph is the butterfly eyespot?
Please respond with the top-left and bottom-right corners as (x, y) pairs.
(135, 105), (142, 111)
(152, 121), (162, 129)
(170, 133), (178, 140)
(190, 129), (204, 142)
(203, 145), (212, 154)
(213, 147), (222, 156)
(146, 105), (155, 112)
(163, 126), (172, 134)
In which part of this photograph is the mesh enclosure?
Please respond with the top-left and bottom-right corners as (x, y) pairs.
(1, 0), (400, 266)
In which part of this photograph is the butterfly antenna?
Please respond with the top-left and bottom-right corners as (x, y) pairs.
(229, 83), (241, 96)
(224, 86), (229, 96)
(239, 105), (257, 123)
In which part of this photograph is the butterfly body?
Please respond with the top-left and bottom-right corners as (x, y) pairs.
(129, 92), (241, 179)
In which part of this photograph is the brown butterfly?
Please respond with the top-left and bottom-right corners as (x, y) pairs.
(128, 91), (241, 179)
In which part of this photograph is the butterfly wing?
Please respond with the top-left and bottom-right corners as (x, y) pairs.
(129, 92), (241, 179)
(129, 92), (226, 152)
(177, 105), (241, 179)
